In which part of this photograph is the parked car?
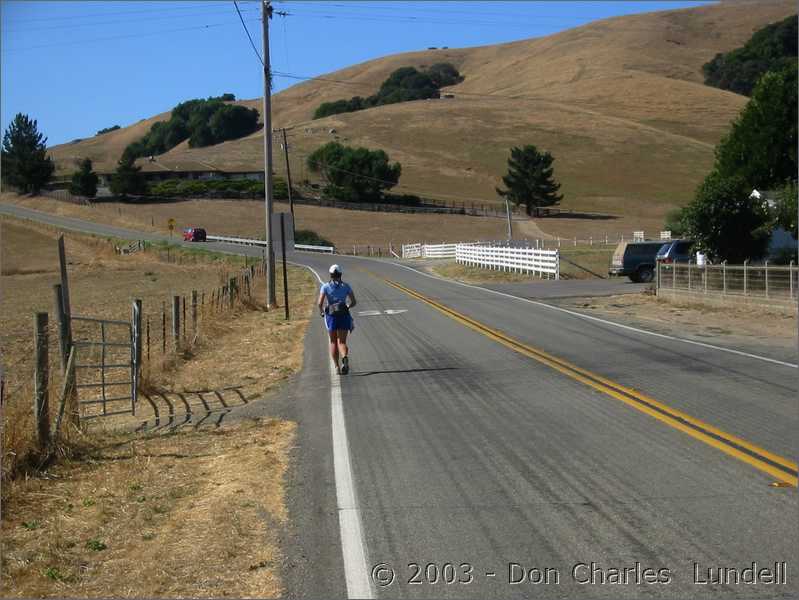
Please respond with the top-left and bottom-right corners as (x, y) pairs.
(182, 227), (207, 242)
(656, 239), (695, 263)
(609, 240), (665, 282)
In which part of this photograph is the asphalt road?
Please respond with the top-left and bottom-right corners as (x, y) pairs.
(2, 203), (797, 599)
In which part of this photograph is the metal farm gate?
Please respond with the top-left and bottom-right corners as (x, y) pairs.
(71, 301), (141, 419)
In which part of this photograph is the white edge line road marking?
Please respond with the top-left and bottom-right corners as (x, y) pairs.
(362, 257), (797, 370)
(301, 264), (374, 600)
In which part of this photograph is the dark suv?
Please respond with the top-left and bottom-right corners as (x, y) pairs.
(609, 240), (665, 283)
(655, 239), (694, 263)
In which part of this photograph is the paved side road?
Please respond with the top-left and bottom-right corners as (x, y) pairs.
(3, 203), (797, 599)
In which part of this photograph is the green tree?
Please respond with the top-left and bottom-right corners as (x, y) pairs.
(312, 64), (462, 119)
(496, 145), (562, 216)
(426, 63), (464, 87)
(773, 180), (798, 239)
(681, 172), (771, 263)
(663, 207), (687, 237)
(110, 155), (147, 197)
(307, 142), (401, 202)
(714, 64), (797, 188)
(1, 113), (55, 193)
(703, 15), (797, 96)
(69, 158), (99, 198)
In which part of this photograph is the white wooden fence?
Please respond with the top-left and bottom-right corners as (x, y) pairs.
(456, 244), (559, 279)
(401, 242), (459, 258)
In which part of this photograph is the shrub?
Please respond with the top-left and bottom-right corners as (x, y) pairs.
(295, 229), (333, 247)
(96, 125), (121, 135)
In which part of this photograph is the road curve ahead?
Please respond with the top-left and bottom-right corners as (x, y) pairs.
(2, 204), (797, 599)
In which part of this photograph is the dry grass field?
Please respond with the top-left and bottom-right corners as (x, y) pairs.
(48, 0), (795, 220)
(2, 193), (510, 247)
(1, 216), (317, 597)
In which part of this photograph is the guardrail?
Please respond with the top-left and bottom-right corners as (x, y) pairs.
(457, 244), (559, 279)
(295, 243), (335, 254)
(206, 235), (334, 254)
(206, 234), (267, 247)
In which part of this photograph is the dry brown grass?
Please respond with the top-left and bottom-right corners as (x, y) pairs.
(2, 418), (293, 598)
(47, 1), (794, 219)
(2, 193), (509, 247)
(429, 261), (536, 284)
(554, 292), (797, 348)
(2, 216), (317, 597)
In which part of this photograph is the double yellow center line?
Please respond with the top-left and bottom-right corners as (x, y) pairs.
(384, 278), (797, 486)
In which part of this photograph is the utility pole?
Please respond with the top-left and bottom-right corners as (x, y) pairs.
(504, 197), (513, 240)
(281, 128), (295, 234)
(262, 0), (276, 307)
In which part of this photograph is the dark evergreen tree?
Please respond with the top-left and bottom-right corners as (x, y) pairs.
(1, 113), (55, 193)
(496, 145), (562, 216)
(109, 155), (147, 197)
(69, 158), (99, 198)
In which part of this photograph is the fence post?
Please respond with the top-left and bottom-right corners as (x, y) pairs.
(34, 312), (50, 451)
(672, 259), (676, 289)
(743, 260), (748, 296)
(146, 316), (151, 365)
(764, 261), (769, 298)
(162, 302), (166, 354)
(131, 299), (142, 413)
(172, 296), (180, 350)
(281, 213), (290, 320)
(723, 261), (727, 295)
(656, 259), (660, 293)
(791, 261), (795, 299)
(53, 284), (69, 372)
(229, 278), (237, 309)
(688, 260), (692, 290)
(52, 347), (76, 444)
(191, 290), (198, 334)
(57, 236), (74, 362)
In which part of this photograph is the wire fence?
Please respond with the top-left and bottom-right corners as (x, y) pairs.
(657, 261), (798, 307)
(1, 246), (269, 483)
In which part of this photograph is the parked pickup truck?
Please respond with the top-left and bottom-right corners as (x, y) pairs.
(608, 240), (666, 283)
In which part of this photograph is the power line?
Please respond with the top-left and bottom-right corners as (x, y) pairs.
(4, 2), (243, 24)
(3, 6), (259, 33)
(277, 7), (573, 30)
(2, 19), (260, 52)
(233, 0), (264, 66)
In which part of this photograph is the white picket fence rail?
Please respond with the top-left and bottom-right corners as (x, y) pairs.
(401, 242), (459, 258)
(456, 244), (559, 279)
(402, 243), (423, 258)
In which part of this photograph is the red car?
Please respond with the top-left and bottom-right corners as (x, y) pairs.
(182, 227), (207, 242)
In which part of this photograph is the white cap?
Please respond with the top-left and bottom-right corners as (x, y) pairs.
(329, 264), (342, 275)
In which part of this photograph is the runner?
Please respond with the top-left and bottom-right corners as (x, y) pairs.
(318, 264), (357, 374)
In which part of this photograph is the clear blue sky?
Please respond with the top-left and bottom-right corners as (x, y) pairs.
(1, 0), (712, 147)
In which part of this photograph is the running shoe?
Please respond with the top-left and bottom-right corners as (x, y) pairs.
(341, 356), (349, 375)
